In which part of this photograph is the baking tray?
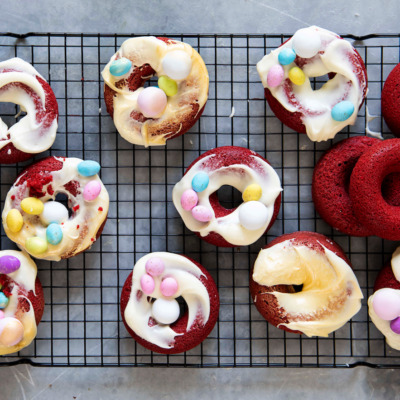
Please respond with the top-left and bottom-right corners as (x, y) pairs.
(0, 32), (399, 368)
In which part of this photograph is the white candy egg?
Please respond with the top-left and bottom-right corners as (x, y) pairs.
(238, 201), (269, 231)
(162, 50), (192, 81)
(40, 201), (69, 226)
(152, 298), (180, 325)
(292, 28), (321, 59)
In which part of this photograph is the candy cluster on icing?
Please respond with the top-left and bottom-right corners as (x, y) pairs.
(257, 26), (366, 142)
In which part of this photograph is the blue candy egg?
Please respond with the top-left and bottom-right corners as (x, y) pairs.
(278, 48), (296, 65)
(191, 172), (209, 193)
(46, 223), (63, 245)
(0, 292), (9, 309)
(77, 160), (101, 177)
(109, 57), (132, 77)
(331, 101), (355, 122)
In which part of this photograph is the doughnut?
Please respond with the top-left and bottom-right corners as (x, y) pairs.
(2, 156), (109, 261)
(120, 252), (219, 354)
(172, 146), (282, 247)
(102, 37), (209, 147)
(0, 250), (44, 355)
(381, 63), (400, 136)
(350, 138), (400, 240)
(368, 247), (400, 350)
(249, 231), (362, 336)
(257, 26), (368, 142)
(0, 58), (58, 164)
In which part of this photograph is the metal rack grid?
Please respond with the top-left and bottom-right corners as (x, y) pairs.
(0, 32), (399, 368)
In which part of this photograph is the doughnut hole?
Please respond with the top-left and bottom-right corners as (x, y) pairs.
(382, 172), (400, 207)
(210, 185), (243, 217)
(146, 295), (187, 326)
(0, 103), (27, 129)
(54, 193), (73, 218)
(310, 73), (336, 91)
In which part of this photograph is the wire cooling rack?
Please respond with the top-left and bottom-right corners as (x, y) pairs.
(0, 32), (399, 368)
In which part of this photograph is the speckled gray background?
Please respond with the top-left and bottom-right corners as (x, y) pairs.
(0, 0), (399, 399)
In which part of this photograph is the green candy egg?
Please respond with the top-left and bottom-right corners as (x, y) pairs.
(158, 75), (178, 97)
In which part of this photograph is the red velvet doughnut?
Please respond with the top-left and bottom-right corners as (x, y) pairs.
(381, 63), (400, 136)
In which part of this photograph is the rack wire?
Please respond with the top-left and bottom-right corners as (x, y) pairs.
(0, 32), (399, 368)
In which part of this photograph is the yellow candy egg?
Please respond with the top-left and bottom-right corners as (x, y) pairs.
(158, 75), (178, 97)
(288, 67), (306, 86)
(25, 237), (48, 254)
(21, 197), (44, 215)
(242, 184), (262, 202)
(6, 209), (23, 233)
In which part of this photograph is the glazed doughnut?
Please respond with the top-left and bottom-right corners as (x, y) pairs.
(368, 247), (400, 350)
(257, 26), (367, 142)
(172, 146), (282, 247)
(2, 156), (109, 261)
(0, 250), (44, 355)
(102, 36), (208, 147)
(120, 252), (219, 354)
(350, 138), (400, 240)
(250, 232), (362, 336)
(381, 63), (400, 136)
(0, 58), (58, 163)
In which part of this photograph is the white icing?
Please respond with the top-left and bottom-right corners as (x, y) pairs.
(124, 252), (210, 349)
(0, 250), (38, 355)
(101, 37), (209, 147)
(2, 157), (109, 261)
(257, 26), (367, 142)
(252, 240), (363, 337)
(365, 106), (383, 139)
(172, 153), (282, 246)
(0, 58), (58, 153)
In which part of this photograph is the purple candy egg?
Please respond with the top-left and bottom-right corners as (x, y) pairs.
(0, 255), (21, 274)
(390, 317), (400, 334)
(191, 205), (213, 222)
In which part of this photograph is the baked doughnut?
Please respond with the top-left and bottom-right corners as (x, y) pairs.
(0, 58), (58, 163)
(2, 156), (109, 261)
(172, 146), (282, 247)
(250, 231), (362, 336)
(102, 36), (208, 147)
(257, 26), (367, 142)
(368, 247), (400, 350)
(120, 252), (219, 354)
(381, 63), (400, 135)
(0, 250), (44, 355)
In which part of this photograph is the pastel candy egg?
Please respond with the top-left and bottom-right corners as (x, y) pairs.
(191, 172), (209, 193)
(109, 57), (132, 76)
(140, 273), (155, 295)
(46, 223), (63, 245)
(145, 257), (165, 276)
(6, 209), (23, 233)
(267, 64), (284, 88)
(242, 184), (262, 202)
(40, 201), (69, 226)
(181, 189), (198, 211)
(0, 311), (4, 320)
(0, 293), (8, 309)
(78, 160), (101, 177)
(192, 205), (213, 222)
(0, 317), (24, 347)
(288, 67), (306, 86)
(372, 288), (400, 320)
(21, 197), (44, 215)
(239, 201), (269, 230)
(331, 101), (355, 122)
(152, 298), (180, 325)
(83, 181), (102, 202)
(160, 277), (178, 297)
(26, 237), (48, 255)
(292, 28), (321, 59)
(158, 75), (178, 97)
(162, 50), (192, 81)
(278, 48), (296, 65)
(390, 317), (400, 334)
(0, 255), (21, 274)
(137, 87), (167, 118)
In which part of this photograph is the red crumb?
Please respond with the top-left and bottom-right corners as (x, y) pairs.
(11, 195), (15, 200)
(98, 207), (103, 212)
(73, 205), (80, 212)
(76, 225), (80, 229)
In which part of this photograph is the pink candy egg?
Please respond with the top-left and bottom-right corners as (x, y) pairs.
(181, 189), (199, 211)
(0, 317), (24, 347)
(161, 277), (179, 297)
(0, 311), (4, 319)
(145, 257), (165, 276)
(137, 87), (167, 118)
(83, 180), (102, 202)
(140, 273), (155, 294)
(191, 205), (213, 222)
(372, 288), (400, 320)
(267, 64), (285, 88)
